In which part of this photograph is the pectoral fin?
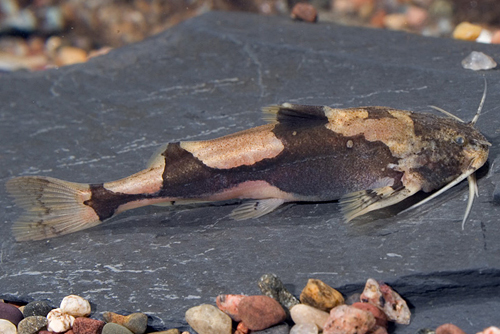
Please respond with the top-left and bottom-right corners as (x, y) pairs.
(230, 198), (286, 220)
(340, 186), (418, 222)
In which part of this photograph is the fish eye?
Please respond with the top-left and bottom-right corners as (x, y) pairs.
(455, 136), (465, 145)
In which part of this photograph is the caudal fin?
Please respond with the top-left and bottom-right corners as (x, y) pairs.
(6, 176), (101, 241)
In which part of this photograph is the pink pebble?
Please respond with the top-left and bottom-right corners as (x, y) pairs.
(436, 323), (467, 334)
(238, 295), (286, 331)
(323, 305), (376, 334)
(491, 30), (500, 44)
(216, 294), (246, 322)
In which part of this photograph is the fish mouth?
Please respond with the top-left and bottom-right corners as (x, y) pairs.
(467, 150), (489, 173)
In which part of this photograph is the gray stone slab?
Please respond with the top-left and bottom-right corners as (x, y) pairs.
(1, 11), (499, 333)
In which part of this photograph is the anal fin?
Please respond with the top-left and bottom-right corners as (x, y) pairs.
(230, 198), (285, 221)
(340, 186), (418, 222)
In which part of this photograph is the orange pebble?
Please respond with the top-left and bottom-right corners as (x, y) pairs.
(453, 22), (482, 41)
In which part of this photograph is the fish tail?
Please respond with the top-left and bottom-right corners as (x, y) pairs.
(6, 176), (100, 241)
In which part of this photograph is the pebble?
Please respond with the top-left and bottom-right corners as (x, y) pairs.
(17, 316), (48, 334)
(258, 274), (300, 311)
(461, 51), (497, 71)
(383, 13), (407, 30)
(0, 319), (17, 334)
(323, 305), (376, 334)
(55, 46), (87, 66)
(478, 327), (500, 334)
(360, 278), (410, 325)
(236, 321), (249, 333)
(216, 294), (246, 321)
(290, 323), (318, 334)
(46, 308), (75, 333)
(300, 279), (344, 312)
(290, 3), (318, 23)
(238, 295), (287, 331)
(252, 322), (290, 334)
(453, 22), (483, 41)
(406, 5), (428, 29)
(435, 323), (467, 334)
(103, 312), (148, 334)
(416, 329), (435, 334)
(352, 302), (388, 328)
(476, 29), (493, 43)
(290, 304), (329, 330)
(60, 295), (92, 317)
(103, 322), (134, 334)
(146, 330), (180, 334)
(22, 301), (53, 317)
(73, 317), (106, 334)
(371, 325), (389, 334)
(491, 31), (500, 44)
(185, 304), (232, 334)
(0, 302), (24, 325)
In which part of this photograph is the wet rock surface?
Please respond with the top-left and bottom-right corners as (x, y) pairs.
(1, 11), (500, 333)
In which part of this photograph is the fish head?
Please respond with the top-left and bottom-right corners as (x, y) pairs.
(408, 114), (490, 192)
(457, 123), (490, 172)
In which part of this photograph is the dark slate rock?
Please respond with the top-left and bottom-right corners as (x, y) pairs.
(0, 11), (499, 333)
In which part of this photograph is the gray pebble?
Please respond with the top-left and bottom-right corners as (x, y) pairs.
(258, 273), (300, 311)
(17, 316), (48, 334)
(252, 322), (290, 334)
(103, 323), (134, 334)
(23, 301), (53, 317)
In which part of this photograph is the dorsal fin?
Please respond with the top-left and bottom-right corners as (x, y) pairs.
(263, 103), (329, 124)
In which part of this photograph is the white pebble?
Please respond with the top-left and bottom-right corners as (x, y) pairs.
(0, 319), (17, 334)
(60, 294), (91, 317)
(290, 304), (329, 330)
(476, 29), (493, 44)
(462, 51), (497, 71)
(47, 308), (75, 332)
(478, 326), (500, 334)
(290, 323), (319, 334)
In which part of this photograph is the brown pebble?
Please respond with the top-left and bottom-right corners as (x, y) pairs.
(300, 278), (345, 312)
(370, 9), (386, 28)
(436, 323), (467, 334)
(452, 22), (482, 41)
(73, 317), (105, 334)
(238, 295), (286, 331)
(291, 3), (318, 23)
(352, 302), (387, 328)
